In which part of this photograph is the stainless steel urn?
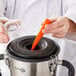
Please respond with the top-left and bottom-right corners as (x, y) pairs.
(0, 36), (75, 76)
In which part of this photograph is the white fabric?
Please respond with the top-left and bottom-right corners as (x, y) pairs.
(0, 0), (76, 76)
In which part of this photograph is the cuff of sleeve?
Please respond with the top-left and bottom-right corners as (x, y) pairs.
(65, 32), (76, 41)
(64, 15), (76, 24)
(64, 7), (76, 23)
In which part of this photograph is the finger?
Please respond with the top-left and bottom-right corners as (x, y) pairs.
(45, 23), (57, 30)
(41, 17), (58, 26)
(52, 24), (69, 35)
(43, 25), (65, 34)
(45, 17), (64, 29)
(45, 21), (61, 30)
(52, 28), (67, 38)
(52, 34), (65, 38)
(0, 17), (9, 24)
(0, 32), (9, 43)
(0, 23), (5, 32)
(48, 17), (59, 22)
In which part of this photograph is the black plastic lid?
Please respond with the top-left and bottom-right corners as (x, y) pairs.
(7, 36), (60, 62)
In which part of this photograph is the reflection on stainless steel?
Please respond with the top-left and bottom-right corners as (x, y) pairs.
(5, 55), (59, 76)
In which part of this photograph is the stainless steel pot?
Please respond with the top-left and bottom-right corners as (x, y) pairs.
(0, 36), (75, 76)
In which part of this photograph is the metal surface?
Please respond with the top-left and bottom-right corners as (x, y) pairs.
(0, 36), (75, 76)
(5, 55), (58, 76)
(5, 36), (60, 76)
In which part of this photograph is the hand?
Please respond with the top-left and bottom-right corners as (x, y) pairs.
(0, 18), (9, 43)
(0, 17), (21, 43)
(43, 17), (70, 38)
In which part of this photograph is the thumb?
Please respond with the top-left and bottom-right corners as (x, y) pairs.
(4, 19), (21, 31)
(0, 22), (5, 32)
(41, 17), (58, 26)
(0, 17), (9, 24)
(48, 17), (59, 22)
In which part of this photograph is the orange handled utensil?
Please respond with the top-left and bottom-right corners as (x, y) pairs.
(31, 19), (51, 50)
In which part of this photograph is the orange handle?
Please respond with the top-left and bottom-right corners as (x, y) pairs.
(31, 19), (51, 50)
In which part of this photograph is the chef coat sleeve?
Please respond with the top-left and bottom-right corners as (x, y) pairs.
(64, 0), (76, 23)
(0, 0), (6, 17)
(63, 0), (76, 41)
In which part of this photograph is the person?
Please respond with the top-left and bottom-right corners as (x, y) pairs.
(0, 0), (76, 76)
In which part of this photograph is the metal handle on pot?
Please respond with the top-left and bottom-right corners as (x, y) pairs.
(0, 54), (4, 60)
(58, 60), (75, 76)
(0, 54), (4, 76)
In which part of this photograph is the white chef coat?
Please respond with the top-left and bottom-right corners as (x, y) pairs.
(0, 0), (76, 76)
